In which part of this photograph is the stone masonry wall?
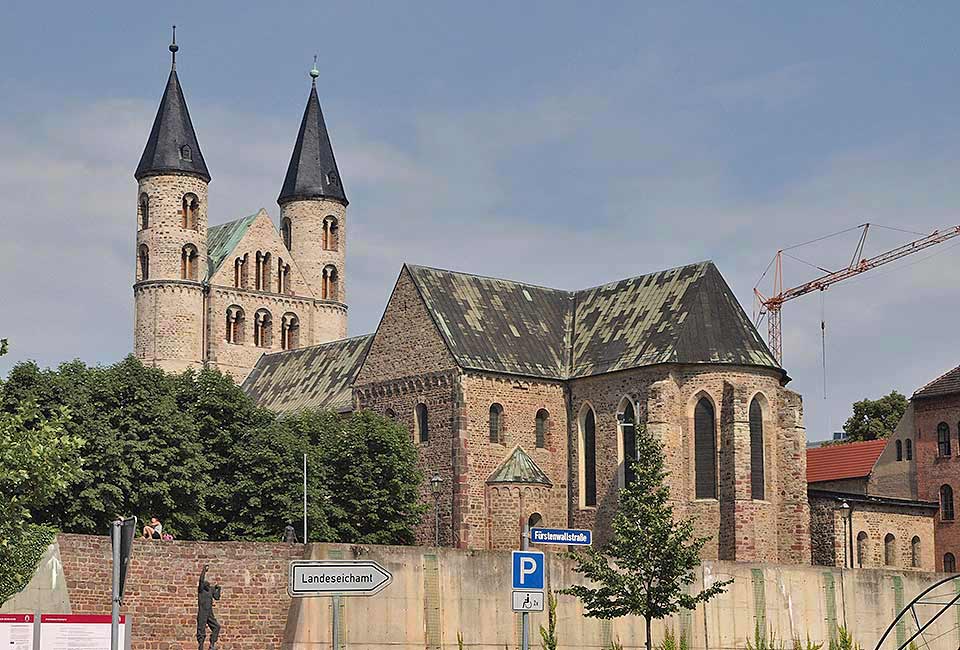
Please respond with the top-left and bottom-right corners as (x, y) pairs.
(280, 198), (347, 305)
(913, 393), (960, 570)
(134, 282), (205, 374)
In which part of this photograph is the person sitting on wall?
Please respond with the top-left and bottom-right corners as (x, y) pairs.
(142, 516), (163, 540)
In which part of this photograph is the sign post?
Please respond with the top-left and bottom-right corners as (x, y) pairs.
(110, 517), (136, 650)
(513, 528), (545, 650)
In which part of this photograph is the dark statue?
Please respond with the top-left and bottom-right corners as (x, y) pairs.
(197, 564), (222, 650)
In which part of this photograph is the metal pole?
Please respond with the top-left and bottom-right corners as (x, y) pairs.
(332, 595), (341, 650)
(521, 520), (529, 650)
(303, 453), (308, 543)
(110, 520), (121, 650)
(434, 494), (440, 546)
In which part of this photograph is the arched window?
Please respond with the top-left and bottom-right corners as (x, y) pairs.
(749, 397), (765, 500)
(138, 244), (149, 281)
(580, 407), (597, 507)
(911, 536), (921, 568)
(619, 400), (638, 488)
(225, 306), (245, 344)
(906, 439), (913, 461)
(281, 217), (292, 250)
(323, 215), (339, 251)
(261, 252), (272, 292)
(322, 265), (339, 300)
(896, 440), (903, 462)
(180, 144), (192, 161)
(255, 251), (263, 290)
(856, 532), (868, 567)
(385, 408), (396, 420)
(234, 255), (249, 289)
(139, 194), (149, 229)
(535, 409), (549, 449)
(416, 403), (429, 443)
(281, 313), (300, 351)
(489, 403), (504, 444)
(254, 309), (272, 348)
(278, 259), (291, 294)
(938, 422), (952, 457)
(945, 553), (957, 573)
(528, 512), (543, 529)
(181, 244), (198, 280)
(694, 397), (717, 499)
(181, 193), (199, 230)
(941, 485), (955, 521)
(884, 533), (896, 566)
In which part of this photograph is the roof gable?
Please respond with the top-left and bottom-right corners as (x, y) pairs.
(913, 364), (960, 400)
(487, 446), (552, 486)
(806, 439), (888, 484)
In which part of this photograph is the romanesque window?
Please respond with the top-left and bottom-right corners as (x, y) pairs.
(281, 313), (300, 351)
(323, 216), (339, 251)
(489, 403), (504, 444)
(906, 439), (913, 460)
(941, 484), (955, 521)
(234, 255), (250, 289)
(139, 194), (149, 229)
(896, 440), (903, 461)
(619, 399), (637, 489)
(322, 265), (339, 301)
(416, 403), (429, 443)
(182, 193), (199, 230)
(694, 397), (717, 500)
(939, 422), (952, 457)
(911, 536), (921, 568)
(528, 512), (542, 529)
(281, 217), (292, 250)
(580, 407), (597, 508)
(749, 398), (765, 500)
(181, 244), (199, 280)
(945, 553), (956, 573)
(138, 244), (149, 281)
(884, 533), (896, 566)
(856, 532), (867, 567)
(254, 309), (272, 348)
(225, 306), (245, 344)
(278, 259), (291, 294)
(535, 409), (549, 449)
(255, 252), (262, 290)
(385, 408), (396, 420)
(261, 252), (272, 292)
(180, 144), (192, 161)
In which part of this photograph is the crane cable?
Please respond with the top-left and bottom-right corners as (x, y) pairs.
(821, 289), (827, 401)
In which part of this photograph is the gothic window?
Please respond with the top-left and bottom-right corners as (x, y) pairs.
(749, 398), (765, 500)
(884, 533), (896, 566)
(281, 313), (300, 351)
(139, 194), (149, 229)
(906, 439), (913, 460)
(322, 265), (339, 300)
(535, 409), (549, 449)
(941, 485), (955, 521)
(911, 536), (921, 568)
(416, 403), (428, 443)
(281, 217), (292, 250)
(945, 553), (956, 573)
(619, 399), (637, 488)
(896, 440), (903, 461)
(254, 309), (273, 348)
(138, 244), (149, 281)
(856, 532), (867, 567)
(323, 216), (339, 251)
(694, 397), (717, 499)
(939, 422), (951, 457)
(580, 407), (597, 508)
(180, 144), (192, 161)
(225, 306), (245, 344)
(180, 244), (198, 280)
(489, 403), (504, 444)
(181, 193), (199, 230)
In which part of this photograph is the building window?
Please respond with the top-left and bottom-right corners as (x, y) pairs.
(180, 244), (198, 280)
(281, 313), (299, 350)
(580, 407), (597, 508)
(180, 144), (192, 161)
(181, 193), (199, 230)
(939, 422), (952, 457)
(415, 403), (428, 443)
(945, 553), (957, 573)
(694, 397), (717, 499)
(619, 399), (638, 489)
(281, 217), (292, 250)
(911, 536), (921, 568)
(528, 512), (542, 529)
(278, 259), (291, 294)
(322, 265), (339, 300)
(138, 244), (149, 281)
(254, 309), (272, 348)
(489, 403), (504, 444)
(856, 532), (867, 567)
(139, 194), (149, 229)
(261, 252), (271, 292)
(942, 485), (955, 521)
(385, 408), (396, 420)
(323, 216), (339, 251)
(535, 409), (549, 449)
(749, 397), (765, 500)
(225, 306), (244, 344)
(234, 254), (250, 289)
(884, 533), (896, 566)
(896, 440), (903, 462)
(906, 439), (913, 460)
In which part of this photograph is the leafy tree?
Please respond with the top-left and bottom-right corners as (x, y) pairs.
(842, 391), (908, 442)
(562, 425), (731, 650)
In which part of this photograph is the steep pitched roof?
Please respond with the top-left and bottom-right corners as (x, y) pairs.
(278, 83), (347, 205)
(206, 214), (258, 279)
(135, 68), (210, 182)
(242, 335), (373, 415)
(913, 364), (960, 400)
(806, 439), (888, 484)
(487, 447), (552, 486)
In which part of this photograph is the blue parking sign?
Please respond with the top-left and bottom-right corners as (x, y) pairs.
(512, 551), (545, 590)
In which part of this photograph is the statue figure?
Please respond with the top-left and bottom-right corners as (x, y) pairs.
(197, 564), (221, 650)
(284, 524), (298, 543)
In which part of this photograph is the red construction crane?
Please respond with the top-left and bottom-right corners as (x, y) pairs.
(754, 223), (960, 364)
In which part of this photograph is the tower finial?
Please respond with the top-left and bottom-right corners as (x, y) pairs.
(310, 55), (319, 86)
(169, 25), (179, 69)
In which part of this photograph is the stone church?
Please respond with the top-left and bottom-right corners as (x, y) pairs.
(133, 42), (810, 561)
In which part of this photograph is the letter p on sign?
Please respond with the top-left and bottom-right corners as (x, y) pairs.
(512, 551), (545, 590)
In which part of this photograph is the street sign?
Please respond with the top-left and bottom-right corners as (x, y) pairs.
(512, 590), (545, 612)
(512, 551), (545, 591)
(288, 560), (393, 597)
(112, 517), (137, 599)
(530, 527), (592, 546)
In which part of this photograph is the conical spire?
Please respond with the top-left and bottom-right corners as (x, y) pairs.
(278, 68), (347, 205)
(135, 29), (210, 182)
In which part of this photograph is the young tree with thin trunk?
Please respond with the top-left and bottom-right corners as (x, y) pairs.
(562, 424), (731, 650)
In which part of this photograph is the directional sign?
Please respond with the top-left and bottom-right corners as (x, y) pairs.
(512, 551), (545, 591)
(288, 560), (393, 597)
(512, 590), (545, 612)
(530, 527), (592, 546)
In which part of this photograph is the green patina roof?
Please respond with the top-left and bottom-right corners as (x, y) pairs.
(487, 446), (552, 486)
(206, 214), (258, 279)
(242, 335), (373, 414)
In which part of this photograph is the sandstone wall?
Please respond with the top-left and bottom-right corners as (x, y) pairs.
(913, 394), (960, 570)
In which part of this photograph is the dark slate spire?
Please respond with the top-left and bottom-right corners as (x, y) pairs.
(134, 28), (210, 182)
(278, 63), (348, 205)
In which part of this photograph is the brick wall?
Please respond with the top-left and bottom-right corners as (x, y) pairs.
(913, 393), (960, 570)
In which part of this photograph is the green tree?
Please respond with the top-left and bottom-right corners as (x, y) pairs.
(562, 425), (731, 650)
(842, 391), (908, 442)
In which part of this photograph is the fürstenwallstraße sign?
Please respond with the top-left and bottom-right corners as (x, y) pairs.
(288, 560), (393, 597)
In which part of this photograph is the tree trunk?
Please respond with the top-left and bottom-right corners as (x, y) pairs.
(646, 615), (652, 650)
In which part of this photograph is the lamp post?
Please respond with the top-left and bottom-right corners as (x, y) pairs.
(838, 500), (852, 567)
(430, 473), (443, 546)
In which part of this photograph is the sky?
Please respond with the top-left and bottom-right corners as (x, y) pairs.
(2, 2), (959, 442)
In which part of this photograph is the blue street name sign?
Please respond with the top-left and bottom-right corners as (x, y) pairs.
(512, 551), (545, 591)
(530, 527), (592, 546)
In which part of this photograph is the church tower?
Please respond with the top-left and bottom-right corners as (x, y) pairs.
(133, 31), (210, 373)
(278, 64), (348, 340)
